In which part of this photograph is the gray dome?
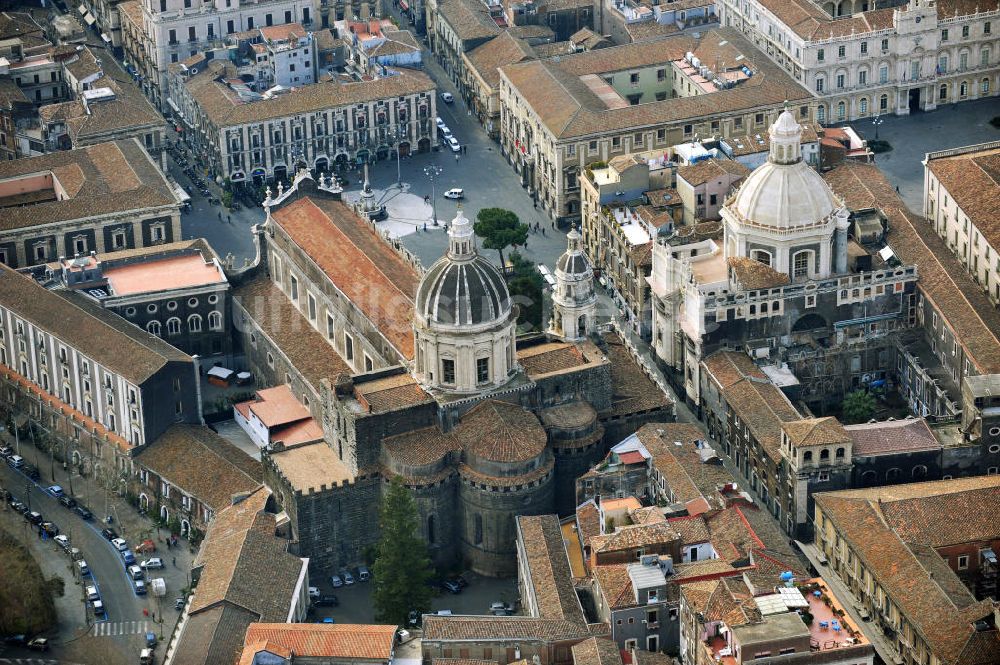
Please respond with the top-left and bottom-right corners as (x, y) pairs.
(557, 252), (590, 275)
(416, 254), (511, 326)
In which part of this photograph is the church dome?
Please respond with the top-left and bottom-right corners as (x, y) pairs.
(414, 208), (511, 328)
(728, 109), (841, 230)
(555, 226), (591, 276)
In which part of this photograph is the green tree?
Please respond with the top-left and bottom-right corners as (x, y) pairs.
(507, 251), (544, 330)
(372, 478), (433, 625)
(842, 390), (876, 424)
(474, 208), (529, 268)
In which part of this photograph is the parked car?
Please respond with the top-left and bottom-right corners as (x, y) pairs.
(440, 91), (454, 103)
(77, 560), (89, 576)
(3, 635), (27, 646)
(141, 557), (164, 570)
(59, 495), (77, 509)
(4, 491), (15, 505)
(122, 550), (136, 565)
(443, 188), (464, 200)
(440, 126), (452, 139)
(436, 116), (446, 129)
(455, 574), (469, 589)
(447, 137), (461, 153)
(74, 505), (93, 520)
(111, 538), (129, 552)
(490, 601), (513, 616)
(40, 522), (59, 537)
(397, 628), (414, 644)
(46, 485), (63, 498)
(145, 632), (157, 648)
(26, 511), (43, 525)
(140, 648), (154, 665)
(7, 454), (24, 468)
(174, 597), (186, 611)
(27, 637), (49, 652)
(129, 565), (144, 581)
(313, 595), (339, 607)
(308, 586), (321, 600)
(101, 527), (118, 541)
(53, 534), (70, 550)
(341, 569), (355, 585)
(70, 547), (83, 561)
(134, 579), (147, 595)
(356, 565), (371, 582)
(442, 579), (462, 594)
(330, 574), (343, 588)
(0, 446), (12, 459)
(86, 585), (100, 601)
(91, 599), (104, 616)
(22, 464), (39, 480)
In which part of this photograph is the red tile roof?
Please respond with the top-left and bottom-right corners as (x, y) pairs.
(241, 623), (396, 661)
(272, 196), (420, 360)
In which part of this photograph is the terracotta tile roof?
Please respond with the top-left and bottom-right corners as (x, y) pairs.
(571, 637), (623, 665)
(239, 384), (310, 429)
(433, 659), (498, 665)
(592, 564), (635, 610)
(233, 277), (352, 392)
(635, 423), (730, 507)
(0, 139), (178, 231)
(823, 161), (1000, 374)
(518, 342), (587, 375)
(624, 19), (679, 42)
(844, 418), (940, 457)
(668, 515), (710, 544)
(718, 371), (800, 464)
(517, 515), (586, 623)
(937, 0), (1000, 16)
(602, 333), (673, 416)
(353, 373), (431, 413)
(926, 146), (1000, 253)
(683, 577), (759, 627)
(499, 29), (811, 140)
(184, 60), (435, 127)
(726, 256), (790, 290)
(64, 46), (102, 81)
(422, 616), (593, 642)
(455, 400), (547, 463)
(0, 265), (190, 385)
(702, 351), (767, 391)
(591, 522), (680, 554)
(135, 425), (262, 511)
(576, 500), (601, 545)
(238, 640), (291, 665)
(540, 401), (598, 430)
(671, 558), (739, 581)
(437, 0), (501, 42)
(259, 22), (306, 42)
(64, 59), (164, 142)
(458, 456), (553, 487)
(241, 623), (396, 661)
(271, 196), (419, 359)
(174, 603), (260, 665)
(383, 426), (461, 467)
(677, 158), (749, 187)
(189, 487), (305, 621)
(781, 417), (849, 448)
(630, 506), (666, 525)
(464, 31), (535, 90)
(814, 477), (1000, 665)
(270, 440), (354, 492)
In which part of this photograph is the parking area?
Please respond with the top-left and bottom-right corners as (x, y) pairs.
(309, 572), (519, 624)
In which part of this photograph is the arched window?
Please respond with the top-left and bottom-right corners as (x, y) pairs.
(820, 448), (830, 460)
(188, 314), (202, 333)
(886, 467), (901, 482)
(427, 514), (436, 544)
(960, 81), (969, 97)
(751, 249), (772, 266)
(792, 250), (813, 279)
(861, 470), (877, 486)
(817, 105), (826, 123)
(939, 84), (948, 101)
(835, 447), (845, 458)
(146, 321), (161, 336)
(474, 513), (483, 545)
(982, 47), (991, 66)
(836, 101), (846, 121)
(912, 465), (927, 479)
(166, 318), (181, 335)
(879, 94), (888, 112)
(208, 311), (223, 330)
(982, 78), (991, 94)
(803, 450), (813, 462)
(859, 98), (868, 116)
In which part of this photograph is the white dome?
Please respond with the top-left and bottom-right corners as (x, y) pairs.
(728, 109), (841, 230)
(729, 162), (841, 230)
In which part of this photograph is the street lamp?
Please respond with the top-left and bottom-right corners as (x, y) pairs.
(872, 114), (884, 140)
(424, 164), (442, 226)
(394, 125), (407, 188)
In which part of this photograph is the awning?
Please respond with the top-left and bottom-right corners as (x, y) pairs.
(399, 0), (408, 9)
(101, 32), (111, 42)
(84, 13), (96, 25)
(166, 97), (180, 113)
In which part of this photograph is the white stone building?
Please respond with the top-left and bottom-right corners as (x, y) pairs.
(118, 0), (316, 109)
(923, 141), (1000, 304)
(716, 0), (1000, 122)
(549, 227), (597, 341)
(257, 22), (316, 88)
(412, 207), (519, 394)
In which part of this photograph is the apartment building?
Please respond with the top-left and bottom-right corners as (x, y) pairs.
(167, 58), (436, 183)
(0, 264), (197, 455)
(923, 142), (1000, 305)
(0, 139), (183, 269)
(716, 0), (1000, 122)
(118, 0), (316, 109)
(497, 28), (813, 221)
(813, 477), (1000, 665)
(0, 13), (70, 108)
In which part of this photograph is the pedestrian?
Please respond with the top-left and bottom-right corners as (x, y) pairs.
(423, 222), (427, 231)
(228, 215), (232, 223)
(533, 200), (537, 209)
(455, 153), (459, 162)
(895, 185), (899, 193)
(542, 227), (546, 236)
(217, 211), (222, 221)
(172, 556), (177, 567)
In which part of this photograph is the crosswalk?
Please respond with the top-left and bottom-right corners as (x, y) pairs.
(90, 621), (150, 637)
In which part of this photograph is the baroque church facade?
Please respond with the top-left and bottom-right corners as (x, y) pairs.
(230, 172), (673, 576)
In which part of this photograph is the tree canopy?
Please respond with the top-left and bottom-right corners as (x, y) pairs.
(473, 208), (529, 267)
(372, 478), (433, 625)
(507, 251), (544, 331)
(841, 390), (876, 424)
